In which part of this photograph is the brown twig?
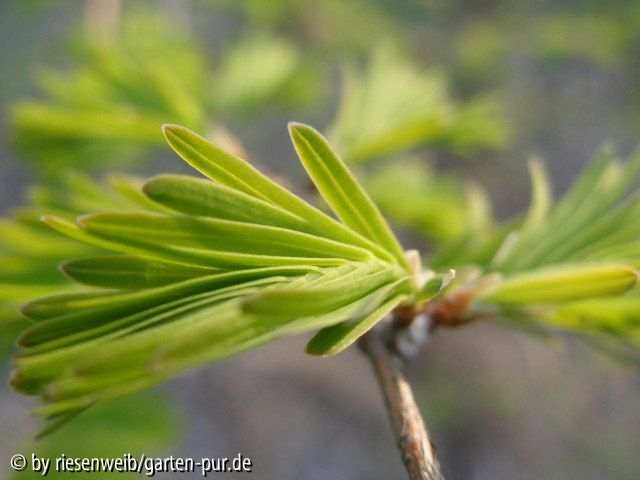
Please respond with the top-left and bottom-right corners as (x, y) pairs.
(361, 328), (445, 480)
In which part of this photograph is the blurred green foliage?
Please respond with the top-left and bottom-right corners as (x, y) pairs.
(209, 0), (406, 53)
(214, 33), (319, 116)
(11, 10), (317, 177)
(364, 158), (469, 242)
(454, 6), (640, 85)
(12, 13), (208, 175)
(330, 46), (508, 163)
(12, 392), (180, 479)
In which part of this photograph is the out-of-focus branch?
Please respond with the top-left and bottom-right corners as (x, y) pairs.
(84, 0), (121, 41)
(361, 328), (445, 480)
(209, 122), (249, 160)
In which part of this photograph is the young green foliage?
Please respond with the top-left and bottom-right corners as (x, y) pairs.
(0, 172), (167, 328)
(11, 125), (416, 430)
(9, 124), (640, 434)
(437, 147), (640, 350)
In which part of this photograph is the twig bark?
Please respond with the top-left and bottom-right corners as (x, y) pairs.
(361, 329), (445, 480)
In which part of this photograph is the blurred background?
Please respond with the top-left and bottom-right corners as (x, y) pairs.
(1, 1), (639, 478)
